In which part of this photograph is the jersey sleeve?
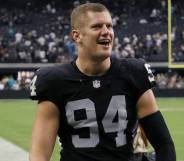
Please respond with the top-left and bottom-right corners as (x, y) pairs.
(29, 67), (59, 105)
(128, 58), (156, 99)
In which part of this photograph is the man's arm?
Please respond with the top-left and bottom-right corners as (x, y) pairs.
(137, 89), (176, 161)
(29, 101), (60, 161)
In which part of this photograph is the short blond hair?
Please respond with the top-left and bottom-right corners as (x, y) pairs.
(71, 3), (110, 30)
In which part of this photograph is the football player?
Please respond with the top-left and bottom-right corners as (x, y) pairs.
(29, 3), (176, 161)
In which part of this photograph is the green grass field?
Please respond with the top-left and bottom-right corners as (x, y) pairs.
(0, 98), (183, 161)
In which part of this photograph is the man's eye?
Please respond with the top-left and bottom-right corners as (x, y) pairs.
(107, 24), (113, 28)
(92, 25), (102, 29)
(95, 25), (101, 28)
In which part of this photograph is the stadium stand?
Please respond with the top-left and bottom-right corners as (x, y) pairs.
(0, 0), (184, 98)
(0, 0), (169, 63)
(171, 2), (184, 63)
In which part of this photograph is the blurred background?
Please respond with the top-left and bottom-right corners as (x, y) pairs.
(0, 0), (184, 96)
(0, 0), (183, 161)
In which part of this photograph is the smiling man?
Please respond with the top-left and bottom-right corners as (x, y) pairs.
(29, 3), (176, 161)
(71, 4), (114, 76)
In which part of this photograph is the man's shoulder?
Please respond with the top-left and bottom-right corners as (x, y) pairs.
(112, 57), (146, 74)
(30, 62), (76, 100)
(114, 57), (145, 67)
(35, 62), (75, 79)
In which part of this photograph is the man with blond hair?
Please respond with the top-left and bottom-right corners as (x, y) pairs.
(29, 3), (176, 161)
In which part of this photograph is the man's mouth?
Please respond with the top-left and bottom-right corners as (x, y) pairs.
(97, 39), (111, 46)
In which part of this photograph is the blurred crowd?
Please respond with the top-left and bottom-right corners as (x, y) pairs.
(0, 0), (183, 63)
(1, 70), (184, 90)
(0, 71), (34, 90)
(0, 0), (184, 90)
(1, 0), (182, 63)
(155, 71), (184, 89)
(0, 1), (74, 63)
(171, 0), (184, 62)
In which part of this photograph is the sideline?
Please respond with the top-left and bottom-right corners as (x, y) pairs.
(0, 137), (28, 161)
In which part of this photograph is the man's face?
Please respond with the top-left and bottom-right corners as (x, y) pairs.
(76, 11), (114, 60)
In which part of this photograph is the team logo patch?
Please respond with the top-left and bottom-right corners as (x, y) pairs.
(92, 80), (101, 88)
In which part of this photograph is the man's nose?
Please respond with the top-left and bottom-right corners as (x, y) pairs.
(101, 25), (110, 35)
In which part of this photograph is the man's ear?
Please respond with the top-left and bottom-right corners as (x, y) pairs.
(71, 30), (81, 43)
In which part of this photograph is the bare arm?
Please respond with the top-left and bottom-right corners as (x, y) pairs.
(137, 89), (176, 161)
(29, 101), (60, 161)
(137, 89), (158, 118)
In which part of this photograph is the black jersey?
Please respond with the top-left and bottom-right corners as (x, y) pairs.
(30, 57), (155, 161)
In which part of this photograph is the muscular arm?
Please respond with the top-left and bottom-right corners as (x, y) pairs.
(137, 89), (158, 118)
(137, 89), (176, 161)
(29, 101), (60, 161)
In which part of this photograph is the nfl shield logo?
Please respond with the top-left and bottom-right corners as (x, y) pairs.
(93, 80), (101, 88)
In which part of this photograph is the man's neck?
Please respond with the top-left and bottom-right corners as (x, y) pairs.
(76, 57), (111, 76)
